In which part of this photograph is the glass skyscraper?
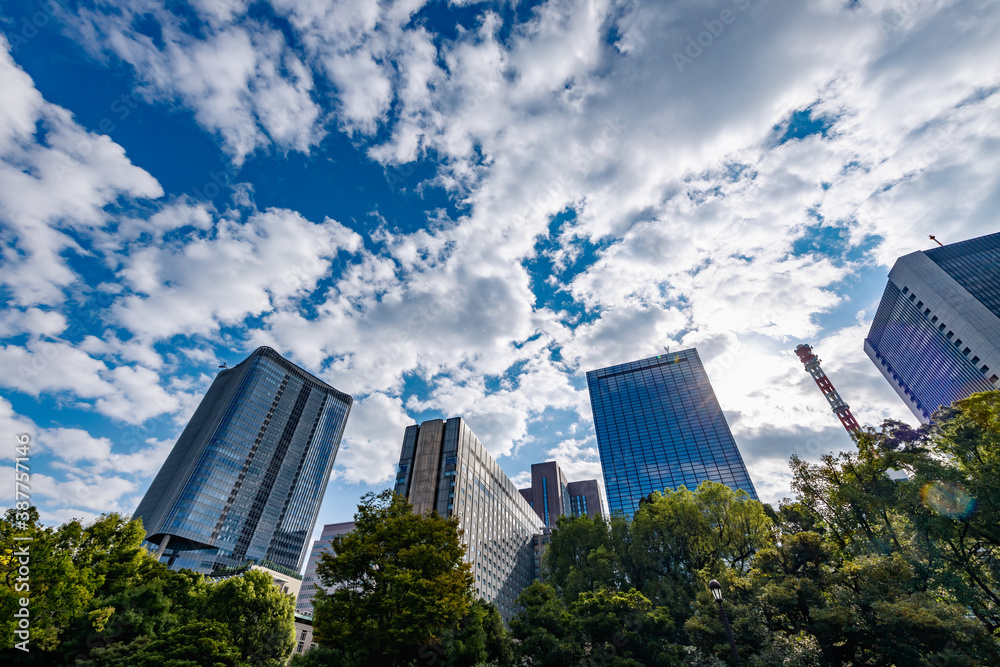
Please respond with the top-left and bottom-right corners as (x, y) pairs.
(134, 346), (353, 574)
(586, 349), (757, 518)
(393, 417), (541, 622)
(865, 232), (1000, 423)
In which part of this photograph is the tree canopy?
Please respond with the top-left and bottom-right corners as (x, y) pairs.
(8, 392), (1000, 666)
(1, 511), (295, 666)
(310, 489), (483, 666)
(520, 391), (1000, 666)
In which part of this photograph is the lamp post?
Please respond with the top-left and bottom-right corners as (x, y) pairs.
(708, 579), (742, 666)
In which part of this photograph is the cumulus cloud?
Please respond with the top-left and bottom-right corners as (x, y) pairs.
(4, 0), (999, 526)
(331, 392), (414, 485)
(111, 208), (362, 342)
(0, 34), (161, 308)
(70, 1), (325, 164)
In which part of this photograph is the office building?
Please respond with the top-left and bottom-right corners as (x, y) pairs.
(567, 479), (604, 521)
(296, 521), (355, 616)
(393, 417), (542, 622)
(134, 346), (353, 574)
(586, 349), (758, 518)
(518, 461), (605, 527)
(865, 232), (1000, 422)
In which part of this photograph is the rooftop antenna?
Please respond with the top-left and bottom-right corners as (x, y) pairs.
(929, 235), (943, 247)
(218, 362), (228, 369)
(794, 344), (860, 434)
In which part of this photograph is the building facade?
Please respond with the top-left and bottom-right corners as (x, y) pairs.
(518, 461), (605, 527)
(296, 521), (356, 616)
(393, 418), (542, 622)
(586, 349), (758, 518)
(566, 479), (604, 521)
(865, 232), (1000, 422)
(134, 346), (353, 574)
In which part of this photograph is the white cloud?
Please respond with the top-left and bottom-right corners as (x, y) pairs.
(0, 340), (184, 425)
(0, 35), (162, 308)
(70, 2), (324, 164)
(332, 392), (414, 485)
(4, 0), (1000, 524)
(30, 472), (137, 515)
(0, 397), (38, 451)
(111, 209), (363, 343)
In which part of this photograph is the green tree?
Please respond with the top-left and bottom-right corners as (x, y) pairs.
(204, 568), (295, 666)
(629, 481), (773, 627)
(544, 513), (625, 600)
(572, 587), (680, 665)
(511, 582), (682, 666)
(478, 598), (515, 667)
(1, 510), (175, 664)
(312, 490), (474, 666)
(80, 619), (244, 667)
(509, 581), (579, 667)
(791, 394), (1000, 635)
(428, 598), (514, 667)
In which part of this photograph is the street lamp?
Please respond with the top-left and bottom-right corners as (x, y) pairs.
(708, 579), (742, 666)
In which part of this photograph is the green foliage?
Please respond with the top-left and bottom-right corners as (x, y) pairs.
(312, 489), (475, 665)
(572, 587), (680, 665)
(477, 598), (515, 666)
(628, 481), (773, 629)
(543, 513), (625, 600)
(509, 582), (578, 666)
(1, 510), (176, 664)
(204, 568), (295, 667)
(510, 581), (682, 666)
(81, 620), (244, 667)
(0, 510), (294, 666)
(524, 395), (1000, 665)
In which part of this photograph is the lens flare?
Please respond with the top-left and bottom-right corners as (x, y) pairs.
(921, 481), (976, 519)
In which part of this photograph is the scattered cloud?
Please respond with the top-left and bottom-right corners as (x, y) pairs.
(2, 0), (998, 526)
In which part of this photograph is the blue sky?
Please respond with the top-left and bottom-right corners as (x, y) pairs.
(2, 0), (999, 548)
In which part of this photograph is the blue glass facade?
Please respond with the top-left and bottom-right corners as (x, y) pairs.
(865, 283), (993, 421)
(865, 232), (1000, 422)
(586, 349), (757, 518)
(135, 347), (352, 573)
(926, 234), (1000, 319)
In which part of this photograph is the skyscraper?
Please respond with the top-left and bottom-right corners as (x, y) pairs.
(393, 417), (541, 622)
(586, 349), (758, 518)
(518, 461), (605, 527)
(134, 346), (353, 574)
(865, 233), (1000, 423)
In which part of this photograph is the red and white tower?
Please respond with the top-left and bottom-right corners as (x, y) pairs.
(794, 344), (860, 433)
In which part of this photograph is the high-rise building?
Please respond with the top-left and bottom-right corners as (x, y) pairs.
(586, 349), (758, 518)
(296, 521), (355, 616)
(393, 417), (541, 622)
(865, 232), (1000, 423)
(518, 461), (605, 527)
(134, 346), (353, 574)
(567, 479), (604, 521)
